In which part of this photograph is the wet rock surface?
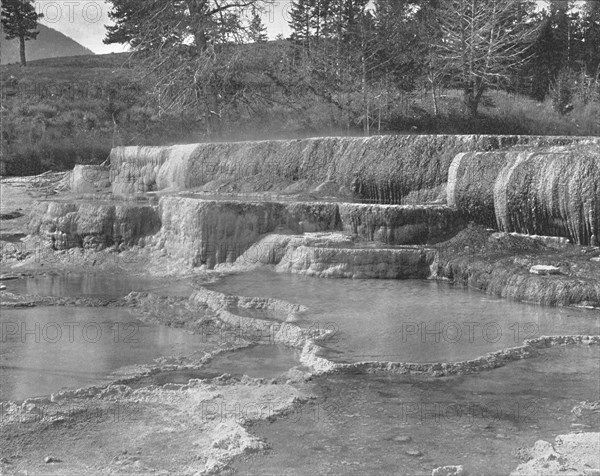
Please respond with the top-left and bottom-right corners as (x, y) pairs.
(435, 225), (600, 308)
(2, 135), (600, 475)
(448, 144), (600, 244)
(109, 135), (597, 203)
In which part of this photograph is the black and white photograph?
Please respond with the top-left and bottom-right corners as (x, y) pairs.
(1, 0), (599, 474)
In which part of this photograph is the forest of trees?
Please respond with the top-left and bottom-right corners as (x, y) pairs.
(100, 0), (599, 137)
(1, 0), (597, 177)
(284, 0), (600, 117)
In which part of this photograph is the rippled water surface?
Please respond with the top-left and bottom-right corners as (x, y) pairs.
(232, 345), (600, 476)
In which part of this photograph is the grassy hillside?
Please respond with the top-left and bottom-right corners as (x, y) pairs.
(0, 24), (94, 65)
(1, 50), (598, 177)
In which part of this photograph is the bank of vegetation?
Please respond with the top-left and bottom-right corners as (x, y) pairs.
(1, 0), (599, 176)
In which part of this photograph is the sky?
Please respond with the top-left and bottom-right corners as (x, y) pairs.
(34, 0), (576, 56)
(35, 0), (294, 54)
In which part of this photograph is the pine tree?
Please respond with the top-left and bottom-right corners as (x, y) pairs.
(529, 14), (557, 100)
(248, 12), (268, 43)
(289, 0), (312, 46)
(104, 0), (262, 138)
(581, 0), (600, 76)
(1, 0), (43, 66)
(549, 1), (573, 69)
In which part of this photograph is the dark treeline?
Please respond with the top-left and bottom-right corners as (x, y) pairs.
(285, 0), (600, 120)
(99, 0), (598, 137)
(2, 0), (599, 177)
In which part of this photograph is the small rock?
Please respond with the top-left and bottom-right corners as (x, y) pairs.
(432, 465), (467, 476)
(591, 257), (600, 263)
(44, 456), (61, 464)
(571, 423), (592, 429)
(0, 285), (6, 291)
(393, 435), (412, 443)
(530, 440), (558, 461)
(529, 265), (561, 275)
(406, 449), (422, 457)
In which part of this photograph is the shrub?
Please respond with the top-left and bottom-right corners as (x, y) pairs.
(549, 68), (576, 115)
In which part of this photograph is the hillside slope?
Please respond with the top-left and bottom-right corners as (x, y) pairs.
(1, 24), (93, 65)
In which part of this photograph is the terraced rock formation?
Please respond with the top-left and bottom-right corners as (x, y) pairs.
(448, 143), (600, 244)
(29, 196), (463, 268)
(109, 135), (594, 202)
(23, 134), (600, 286)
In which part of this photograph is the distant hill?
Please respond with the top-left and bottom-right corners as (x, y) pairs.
(1, 24), (94, 65)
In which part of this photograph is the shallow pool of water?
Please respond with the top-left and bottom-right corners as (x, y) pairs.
(131, 346), (304, 388)
(0, 306), (215, 402)
(206, 271), (600, 363)
(232, 345), (600, 476)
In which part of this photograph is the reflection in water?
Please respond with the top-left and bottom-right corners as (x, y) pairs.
(0, 307), (213, 402)
(131, 345), (304, 388)
(206, 271), (600, 363)
(204, 345), (303, 379)
(5, 274), (195, 298)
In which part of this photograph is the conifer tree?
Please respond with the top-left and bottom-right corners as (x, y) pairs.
(1, 0), (43, 66)
(249, 11), (268, 42)
(289, 0), (312, 46)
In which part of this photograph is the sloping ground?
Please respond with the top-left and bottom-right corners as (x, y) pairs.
(436, 225), (600, 308)
(109, 135), (596, 202)
(448, 144), (600, 244)
(0, 25), (93, 65)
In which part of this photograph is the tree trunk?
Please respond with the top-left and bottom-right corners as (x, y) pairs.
(206, 87), (222, 139)
(193, 26), (221, 139)
(19, 36), (27, 66)
(196, 83), (221, 139)
(428, 68), (439, 117)
(463, 86), (474, 116)
(362, 34), (369, 135)
(431, 87), (439, 117)
(464, 82), (485, 117)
